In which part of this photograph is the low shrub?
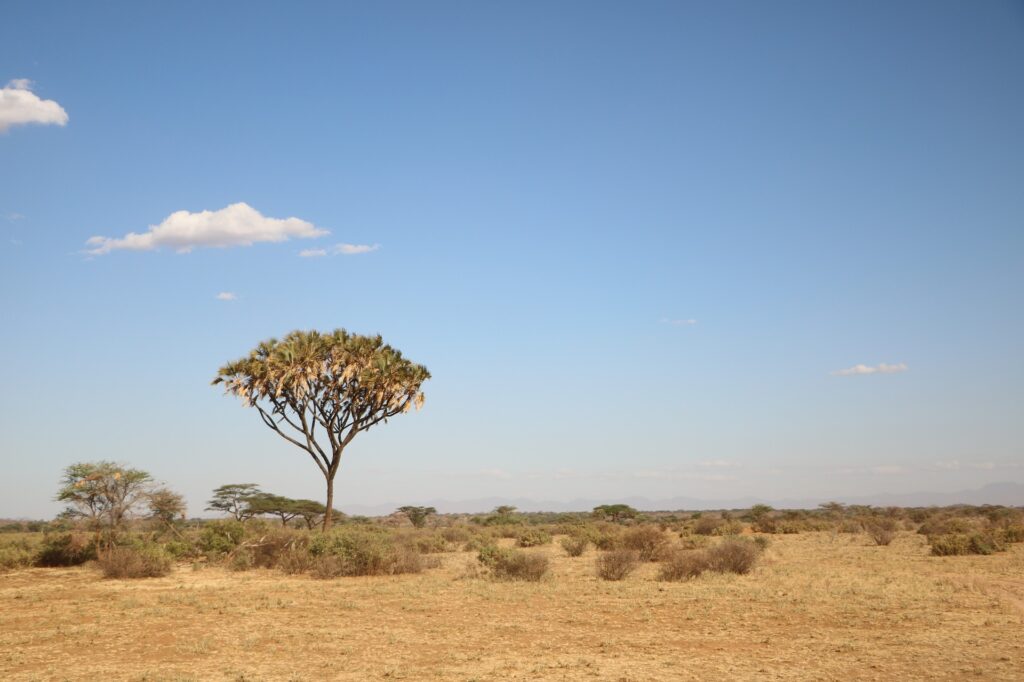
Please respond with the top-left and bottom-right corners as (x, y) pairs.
(35, 532), (96, 567)
(0, 540), (35, 571)
(308, 529), (422, 577)
(439, 526), (471, 544)
(229, 549), (255, 572)
(515, 528), (553, 548)
(477, 545), (549, 581)
(866, 520), (897, 546)
(676, 533), (711, 550)
(705, 538), (760, 574)
(98, 544), (172, 579)
(658, 550), (709, 581)
(622, 526), (668, 561)
(693, 517), (723, 536)
(592, 526), (623, 551)
(560, 535), (589, 557)
(929, 532), (1006, 556)
(595, 549), (639, 581)
(198, 520), (246, 555)
(659, 538), (761, 580)
(713, 520), (747, 536)
(752, 535), (771, 551)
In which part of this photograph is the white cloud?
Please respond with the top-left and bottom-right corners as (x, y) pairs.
(85, 202), (328, 255)
(6, 212), (25, 222)
(334, 243), (379, 255)
(0, 79), (69, 133)
(661, 318), (697, 326)
(299, 248), (327, 258)
(215, 292), (237, 301)
(831, 362), (908, 377)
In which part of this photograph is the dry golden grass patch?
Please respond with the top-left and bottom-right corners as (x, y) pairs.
(1, 532), (1022, 681)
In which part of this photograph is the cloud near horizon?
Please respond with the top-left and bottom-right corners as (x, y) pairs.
(300, 243), (380, 257)
(85, 203), (327, 255)
(0, 79), (69, 133)
(215, 292), (237, 301)
(831, 362), (908, 377)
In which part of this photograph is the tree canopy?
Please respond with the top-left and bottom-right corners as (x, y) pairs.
(397, 505), (437, 528)
(213, 329), (429, 530)
(206, 484), (263, 521)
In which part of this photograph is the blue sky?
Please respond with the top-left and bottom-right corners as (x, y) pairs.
(1, 1), (1022, 517)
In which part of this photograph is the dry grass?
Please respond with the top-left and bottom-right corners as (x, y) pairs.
(1, 532), (1023, 680)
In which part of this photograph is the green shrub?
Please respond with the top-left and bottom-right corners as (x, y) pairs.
(440, 526), (471, 544)
(229, 549), (255, 572)
(929, 532), (1006, 556)
(591, 525), (623, 550)
(752, 535), (770, 551)
(308, 529), (422, 577)
(595, 549), (639, 581)
(0, 540), (35, 571)
(98, 544), (172, 579)
(198, 520), (246, 555)
(560, 535), (589, 557)
(515, 528), (552, 548)
(35, 532), (96, 567)
(1000, 524), (1024, 543)
(713, 520), (746, 536)
(162, 539), (196, 559)
(477, 545), (549, 581)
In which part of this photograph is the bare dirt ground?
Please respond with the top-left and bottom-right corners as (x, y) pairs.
(1, 532), (1022, 681)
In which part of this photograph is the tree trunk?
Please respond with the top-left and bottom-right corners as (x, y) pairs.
(323, 476), (335, 532)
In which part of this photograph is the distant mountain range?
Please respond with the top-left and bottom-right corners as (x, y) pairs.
(336, 482), (1024, 516)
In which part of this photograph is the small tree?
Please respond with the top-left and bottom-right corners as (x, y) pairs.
(748, 504), (774, 522)
(247, 494), (301, 526)
(213, 330), (430, 530)
(397, 505), (437, 528)
(206, 484), (262, 521)
(592, 504), (638, 523)
(148, 488), (187, 537)
(291, 499), (336, 529)
(56, 461), (154, 545)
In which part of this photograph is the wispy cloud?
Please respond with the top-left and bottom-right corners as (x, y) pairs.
(697, 459), (741, 468)
(831, 362), (908, 377)
(334, 243), (379, 255)
(661, 318), (697, 326)
(300, 243), (380, 258)
(0, 79), (68, 133)
(6, 212), (25, 222)
(85, 202), (328, 255)
(215, 292), (237, 301)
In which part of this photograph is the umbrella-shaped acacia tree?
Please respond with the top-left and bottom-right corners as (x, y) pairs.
(213, 329), (429, 530)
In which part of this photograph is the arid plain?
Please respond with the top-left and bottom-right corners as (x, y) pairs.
(2, 531), (1022, 682)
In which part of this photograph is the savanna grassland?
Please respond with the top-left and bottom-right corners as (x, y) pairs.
(2, 510), (1023, 681)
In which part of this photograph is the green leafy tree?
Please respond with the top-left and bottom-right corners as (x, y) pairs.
(213, 329), (430, 530)
(397, 505), (437, 528)
(206, 483), (263, 521)
(247, 494), (302, 526)
(56, 461), (154, 544)
(748, 504), (774, 521)
(592, 504), (638, 523)
(290, 499), (338, 529)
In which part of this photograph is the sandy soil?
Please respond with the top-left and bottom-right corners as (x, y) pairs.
(1, 532), (1022, 681)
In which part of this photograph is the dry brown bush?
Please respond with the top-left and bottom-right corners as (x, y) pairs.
(560, 535), (589, 557)
(595, 549), (640, 581)
(705, 538), (760, 574)
(622, 526), (669, 561)
(658, 550), (709, 581)
(98, 545), (172, 579)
